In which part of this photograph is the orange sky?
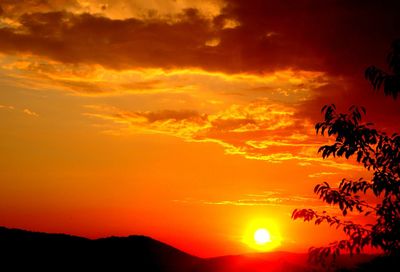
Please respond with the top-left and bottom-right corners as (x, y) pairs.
(0, 0), (399, 257)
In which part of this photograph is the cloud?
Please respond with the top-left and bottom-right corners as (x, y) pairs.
(0, 56), (200, 95)
(1, 1), (398, 133)
(78, 0), (224, 20)
(84, 105), (210, 138)
(0, 54), (327, 98)
(1, 1), (399, 75)
(0, 104), (39, 117)
(0, 104), (14, 110)
(174, 190), (325, 208)
(22, 108), (39, 117)
(0, 0), (224, 20)
(0, 0), (80, 19)
(308, 172), (337, 178)
(84, 101), (364, 170)
(0, 9), (220, 71)
(176, 190), (373, 221)
(0, 0), (398, 166)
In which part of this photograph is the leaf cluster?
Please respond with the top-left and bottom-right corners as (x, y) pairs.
(365, 39), (400, 99)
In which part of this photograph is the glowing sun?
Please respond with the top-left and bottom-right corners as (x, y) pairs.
(254, 228), (271, 244)
(242, 219), (282, 251)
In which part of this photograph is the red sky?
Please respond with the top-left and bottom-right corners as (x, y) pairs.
(0, 0), (399, 257)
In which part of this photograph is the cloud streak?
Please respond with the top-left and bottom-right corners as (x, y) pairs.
(0, 104), (14, 110)
(23, 108), (39, 117)
(84, 101), (363, 170)
(174, 191), (325, 208)
(0, 55), (327, 97)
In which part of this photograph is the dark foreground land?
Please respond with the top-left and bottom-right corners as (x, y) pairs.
(0, 226), (397, 271)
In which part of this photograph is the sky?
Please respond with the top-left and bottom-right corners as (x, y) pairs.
(0, 0), (400, 257)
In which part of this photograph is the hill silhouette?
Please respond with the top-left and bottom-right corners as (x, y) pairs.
(0, 226), (394, 271)
(0, 226), (199, 271)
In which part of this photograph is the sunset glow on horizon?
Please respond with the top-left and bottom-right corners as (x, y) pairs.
(1, 0), (400, 258)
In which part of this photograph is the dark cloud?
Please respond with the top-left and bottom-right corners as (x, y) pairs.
(110, 108), (208, 124)
(298, 76), (400, 134)
(1, 0), (400, 74)
(139, 109), (208, 123)
(219, 0), (400, 75)
(0, 9), (220, 70)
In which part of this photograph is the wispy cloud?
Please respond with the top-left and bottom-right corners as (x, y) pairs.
(174, 191), (325, 208)
(0, 105), (39, 117)
(308, 172), (337, 178)
(84, 101), (362, 170)
(0, 55), (327, 98)
(23, 108), (39, 117)
(0, 104), (14, 110)
(84, 101), (315, 161)
(0, 104), (39, 117)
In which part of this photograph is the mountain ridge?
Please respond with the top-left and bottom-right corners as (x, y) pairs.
(0, 226), (390, 271)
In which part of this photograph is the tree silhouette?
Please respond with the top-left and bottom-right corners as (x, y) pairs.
(292, 40), (400, 266)
(365, 39), (400, 99)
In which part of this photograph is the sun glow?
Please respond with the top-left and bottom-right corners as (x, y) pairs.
(254, 228), (271, 244)
(243, 219), (282, 251)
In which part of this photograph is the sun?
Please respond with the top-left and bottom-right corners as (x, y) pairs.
(254, 228), (271, 244)
(242, 218), (282, 251)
